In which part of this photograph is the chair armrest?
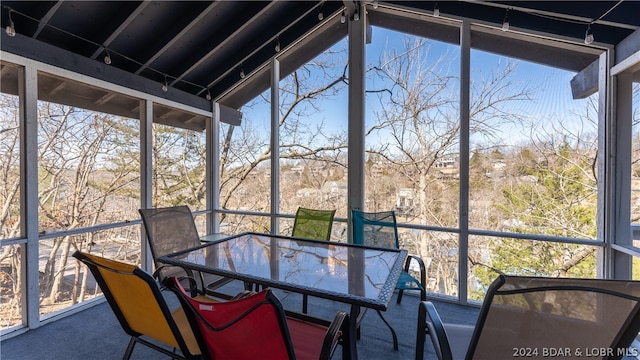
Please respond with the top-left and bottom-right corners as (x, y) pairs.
(406, 254), (427, 289)
(154, 265), (199, 297)
(320, 311), (348, 360)
(418, 301), (453, 360)
(285, 310), (351, 360)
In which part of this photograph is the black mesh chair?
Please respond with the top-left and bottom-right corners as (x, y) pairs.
(416, 275), (640, 360)
(139, 205), (232, 298)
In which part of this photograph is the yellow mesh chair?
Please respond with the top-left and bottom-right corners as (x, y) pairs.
(73, 251), (209, 360)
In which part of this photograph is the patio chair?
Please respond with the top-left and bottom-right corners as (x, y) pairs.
(351, 210), (426, 303)
(292, 206), (336, 313)
(350, 209), (426, 350)
(164, 276), (354, 360)
(416, 275), (640, 360)
(139, 205), (232, 298)
(292, 207), (336, 241)
(72, 251), (206, 360)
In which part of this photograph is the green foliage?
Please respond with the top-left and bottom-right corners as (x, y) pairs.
(472, 141), (598, 300)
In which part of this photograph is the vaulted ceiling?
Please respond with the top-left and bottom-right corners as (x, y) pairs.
(2, 1), (639, 122)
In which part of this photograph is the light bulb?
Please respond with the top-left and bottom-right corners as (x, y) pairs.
(240, 69), (245, 79)
(434, 6), (440, 17)
(584, 33), (594, 45)
(502, 18), (509, 31)
(354, 11), (360, 21)
(584, 24), (594, 45)
(275, 40), (280, 52)
(502, 9), (509, 31)
(340, 12), (346, 24)
(104, 50), (112, 65)
(318, 11), (323, 20)
(206, 92), (212, 101)
(6, 11), (15, 37)
(162, 76), (168, 92)
(373, 0), (379, 9)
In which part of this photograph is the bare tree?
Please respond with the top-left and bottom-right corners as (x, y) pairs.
(366, 37), (533, 295)
(219, 46), (350, 232)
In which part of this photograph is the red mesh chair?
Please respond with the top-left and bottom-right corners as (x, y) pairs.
(165, 277), (353, 360)
(416, 275), (640, 360)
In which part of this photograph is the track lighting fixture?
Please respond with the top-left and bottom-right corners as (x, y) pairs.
(206, 90), (212, 101)
(6, 9), (16, 37)
(354, 9), (360, 21)
(104, 48), (112, 65)
(433, 3), (439, 17)
(373, 0), (379, 9)
(502, 9), (510, 31)
(162, 76), (168, 92)
(275, 37), (280, 52)
(584, 23), (594, 44)
(340, 11), (346, 24)
(240, 67), (245, 79)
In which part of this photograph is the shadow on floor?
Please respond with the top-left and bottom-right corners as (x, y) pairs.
(1, 282), (479, 360)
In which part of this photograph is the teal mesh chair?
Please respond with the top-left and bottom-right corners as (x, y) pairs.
(292, 206), (336, 313)
(351, 210), (426, 303)
(351, 210), (427, 350)
(292, 207), (336, 241)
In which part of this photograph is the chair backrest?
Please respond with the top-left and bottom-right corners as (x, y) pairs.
(469, 275), (640, 360)
(72, 251), (200, 358)
(139, 205), (201, 264)
(165, 277), (296, 360)
(291, 207), (336, 241)
(351, 210), (399, 249)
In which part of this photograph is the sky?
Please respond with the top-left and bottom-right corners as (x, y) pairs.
(236, 25), (596, 152)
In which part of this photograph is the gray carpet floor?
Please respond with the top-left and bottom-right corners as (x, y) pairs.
(1, 281), (479, 360)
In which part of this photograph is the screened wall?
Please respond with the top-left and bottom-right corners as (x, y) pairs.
(1, 1), (639, 336)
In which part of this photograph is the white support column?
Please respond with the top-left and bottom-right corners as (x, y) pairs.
(347, 4), (366, 243)
(21, 65), (40, 328)
(608, 61), (633, 279)
(458, 21), (470, 304)
(140, 100), (153, 272)
(208, 103), (221, 234)
(271, 58), (280, 234)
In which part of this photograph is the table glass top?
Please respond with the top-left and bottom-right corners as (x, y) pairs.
(164, 232), (406, 306)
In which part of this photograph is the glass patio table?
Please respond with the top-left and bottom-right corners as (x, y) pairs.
(158, 231), (407, 359)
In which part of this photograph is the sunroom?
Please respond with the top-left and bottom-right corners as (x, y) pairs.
(1, 0), (640, 353)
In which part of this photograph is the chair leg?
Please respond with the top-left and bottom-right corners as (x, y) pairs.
(123, 337), (137, 360)
(396, 289), (405, 304)
(415, 303), (426, 360)
(376, 310), (399, 350)
(302, 294), (308, 314)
